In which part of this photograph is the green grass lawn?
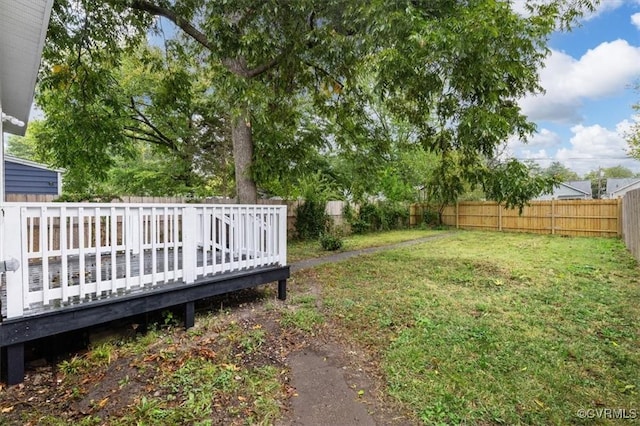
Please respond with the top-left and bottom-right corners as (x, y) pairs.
(287, 228), (448, 263)
(8, 229), (638, 425)
(309, 230), (640, 424)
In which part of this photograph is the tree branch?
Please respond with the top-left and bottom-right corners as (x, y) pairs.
(130, 0), (283, 79)
(303, 60), (344, 90)
(127, 98), (178, 151)
(129, 0), (213, 50)
(222, 54), (282, 78)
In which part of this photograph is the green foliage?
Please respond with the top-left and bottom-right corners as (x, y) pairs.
(40, 0), (594, 204)
(627, 86), (640, 161)
(54, 193), (122, 203)
(294, 173), (339, 240)
(295, 199), (328, 240)
(542, 161), (580, 181)
(423, 209), (440, 226)
(350, 201), (409, 233)
(320, 232), (344, 251)
(483, 159), (558, 213)
(5, 120), (51, 163)
(350, 219), (370, 235)
(357, 203), (381, 233)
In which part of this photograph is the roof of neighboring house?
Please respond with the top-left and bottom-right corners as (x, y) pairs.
(4, 154), (63, 173)
(562, 180), (592, 196)
(535, 180), (592, 200)
(0, 0), (53, 135)
(606, 178), (640, 196)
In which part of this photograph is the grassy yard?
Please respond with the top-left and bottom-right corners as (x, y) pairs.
(287, 228), (448, 263)
(2, 229), (638, 425)
(308, 231), (640, 424)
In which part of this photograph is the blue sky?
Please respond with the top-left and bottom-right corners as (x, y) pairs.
(509, 0), (640, 176)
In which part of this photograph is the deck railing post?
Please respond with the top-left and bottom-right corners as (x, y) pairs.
(3, 206), (25, 318)
(278, 205), (287, 266)
(182, 207), (197, 284)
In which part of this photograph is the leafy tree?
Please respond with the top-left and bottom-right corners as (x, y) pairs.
(38, 38), (235, 196)
(5, 120), (50, 163)
(39, 0), (593, 206)
(627, 86), (640, 159)
(543, 161), (580, 181)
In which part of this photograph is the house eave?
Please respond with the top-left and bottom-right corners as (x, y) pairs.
(0, 0), (53, 136)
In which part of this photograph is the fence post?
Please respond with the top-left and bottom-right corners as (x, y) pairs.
(182, 207), (197, 284)
(498, 203), (502, 231)
(3, 206), (24, 318)
(617, 197), (623, 237)
(456, 202), (459, 229)
(551, 199), (555, 235)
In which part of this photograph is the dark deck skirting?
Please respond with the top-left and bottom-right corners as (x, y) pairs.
(1, 265), (289, 385)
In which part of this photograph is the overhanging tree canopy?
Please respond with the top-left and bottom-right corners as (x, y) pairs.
(38, 0), (594, 205)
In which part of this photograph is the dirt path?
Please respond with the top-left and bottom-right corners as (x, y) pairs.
(291, 232), (455, 272)
(279, 233), (455, 425)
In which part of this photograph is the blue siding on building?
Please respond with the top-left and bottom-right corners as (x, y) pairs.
(5, 161), (59, 195)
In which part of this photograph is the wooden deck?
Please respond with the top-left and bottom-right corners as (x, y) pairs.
(0, 202), (289, 385)
(2, 248), (251, 318)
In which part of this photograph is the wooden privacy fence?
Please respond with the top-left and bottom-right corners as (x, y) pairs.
(622, 189), (640, 261)
(410, 199), (622, 237)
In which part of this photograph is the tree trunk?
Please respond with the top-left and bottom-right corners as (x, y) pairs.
(232, 109), (258, 204)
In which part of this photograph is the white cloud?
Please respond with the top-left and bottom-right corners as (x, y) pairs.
(554, 120), (640, 175)
(520, 40), (640, 124)
(528, 128), (564, 148)
(632, 12), (640, 29)
(583, 0), (625, 21)
(505, 128), (561, 168)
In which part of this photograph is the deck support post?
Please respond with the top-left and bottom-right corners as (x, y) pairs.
(278, 279), (287, 300)
(184, 301), (195, 329)
(5, 343), (24, 386)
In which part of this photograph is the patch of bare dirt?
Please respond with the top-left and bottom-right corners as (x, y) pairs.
(1, 280), (414, 425)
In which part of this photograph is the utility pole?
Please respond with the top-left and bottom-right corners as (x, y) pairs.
(597, 167), (604, 199)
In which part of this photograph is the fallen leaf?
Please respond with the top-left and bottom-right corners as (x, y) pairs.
(1, 406), (15, 414)
(223, 363), (240, 372)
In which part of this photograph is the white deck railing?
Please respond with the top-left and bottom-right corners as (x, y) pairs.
(1, 203), (287, 319)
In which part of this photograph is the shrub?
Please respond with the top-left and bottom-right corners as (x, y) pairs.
(354, 201), (409, 232)
(423, 208), (440, 226)
(320, 232), (344, 251)
(350, 219), (369, 234)
(358, 203), (381, 232)
(295, 199), (328, 240)
(378, 201), (409, 230)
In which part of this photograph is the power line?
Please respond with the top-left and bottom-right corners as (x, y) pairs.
(515, 157), (637, 161)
